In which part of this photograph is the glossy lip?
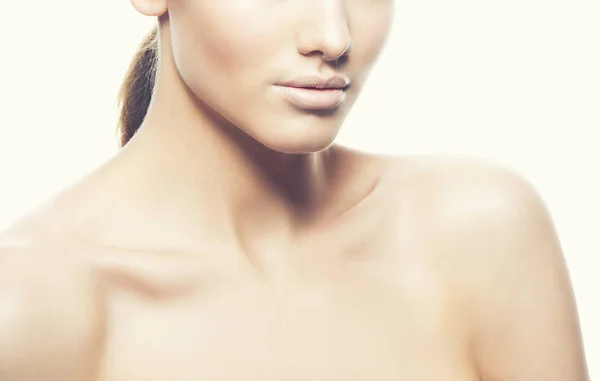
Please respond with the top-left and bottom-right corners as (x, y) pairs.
(274, 75), (350, 110)
(276, 75), (351, 90)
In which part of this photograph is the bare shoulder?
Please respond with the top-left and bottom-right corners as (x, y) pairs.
(391, 154), (542, 210)
(0, 233), (104, 381)
(388, 155), (589, 381)
(374, 154), (555, 237)
(396, 155), (562, 269)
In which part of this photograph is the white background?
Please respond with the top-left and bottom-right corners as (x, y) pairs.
(1, 0), (598, 378)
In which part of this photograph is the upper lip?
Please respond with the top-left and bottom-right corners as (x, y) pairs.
(277, 75), (351, 90)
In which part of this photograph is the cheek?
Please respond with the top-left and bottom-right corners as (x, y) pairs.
(166, 2), (289, 133)
(169, 1), (284, 89)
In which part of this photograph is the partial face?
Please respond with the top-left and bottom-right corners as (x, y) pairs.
(164, 0), (394, 153)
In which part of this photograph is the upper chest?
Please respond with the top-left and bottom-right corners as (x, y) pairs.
(94, 238), (475, 381)
(89, 179), (476, 381)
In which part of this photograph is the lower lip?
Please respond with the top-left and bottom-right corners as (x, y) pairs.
(274, 86), (346, 110)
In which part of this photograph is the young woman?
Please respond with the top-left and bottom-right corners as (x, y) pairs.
(0, 0), (589, 380)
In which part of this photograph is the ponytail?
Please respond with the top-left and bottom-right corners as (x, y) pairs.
(116, 26), (159, 147)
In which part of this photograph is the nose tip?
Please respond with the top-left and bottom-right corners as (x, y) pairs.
(300, 33), (353, 68)
(296, 7), (353, 65)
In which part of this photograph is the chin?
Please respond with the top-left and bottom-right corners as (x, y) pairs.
(256, 125), (340, 154)
(270, 140), (336, 155)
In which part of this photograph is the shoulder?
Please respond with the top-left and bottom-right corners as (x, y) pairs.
(383, 155), (550, 241)
(387, 155), (589, 380)
(394, 155), (563, 292)
(396, 154), (543, 215)
(337, 151), (558, 259)
(351, 151), (552, 251)
(386, 154), (563, 281)
(0, 234), (104, 381)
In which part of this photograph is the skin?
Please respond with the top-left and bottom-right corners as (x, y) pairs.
(0, 0), (589, 380)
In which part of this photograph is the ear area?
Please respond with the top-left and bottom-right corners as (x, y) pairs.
(129, 0), (167, 17)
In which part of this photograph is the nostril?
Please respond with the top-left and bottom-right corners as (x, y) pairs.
(330, 54), (349, 68)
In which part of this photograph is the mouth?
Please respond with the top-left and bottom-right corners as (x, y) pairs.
(274, 75), (350, 111)
(274, 86), (346, 111)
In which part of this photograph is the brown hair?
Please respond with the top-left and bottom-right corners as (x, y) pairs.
(116, 26), (160, 147)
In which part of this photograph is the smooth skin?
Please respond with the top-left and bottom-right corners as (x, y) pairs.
(0, 0), (589, 380)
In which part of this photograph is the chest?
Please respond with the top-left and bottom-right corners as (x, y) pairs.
(97, 259), (477, 381)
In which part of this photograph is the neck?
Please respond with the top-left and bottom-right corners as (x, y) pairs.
(125, 116), (335, 221)
(108, 52), (343, 251)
